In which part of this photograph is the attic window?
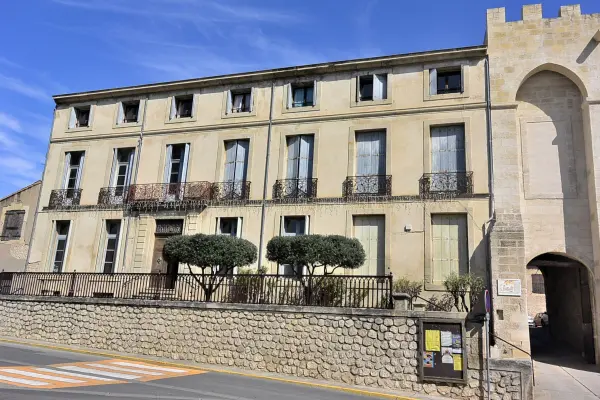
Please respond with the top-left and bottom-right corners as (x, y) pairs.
(72, 106), (90, 128)
(172, 95), (194, 119)
(121, 101), (140, 123)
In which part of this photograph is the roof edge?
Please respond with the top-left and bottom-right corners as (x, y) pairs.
(53, 45), (487, 104)
(0, 180), (42, 203)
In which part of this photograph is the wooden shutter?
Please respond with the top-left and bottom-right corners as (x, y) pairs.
(116, 103), (124, 125)
(429, 69), (438, 96)
(234, 140), (249, 182)
(69, 108), (76, 129)
(74, 152), (85, 189)
(298, 135), (314, 180)
(312, 80), (317, 106)
(169, 97), (176, 120)
(431, 214), (467, 284)
(431, 125), (465, 173)
(353, 215), (385, 276)
(163, 145), (173, 183)
(226, 90), (232, 114)
(223, 141), (237, 182)
(249, 88), (254, 112)
(286, 136), (300, 179)
(109, 149), (118, 187)
(180, 144), (190, 183)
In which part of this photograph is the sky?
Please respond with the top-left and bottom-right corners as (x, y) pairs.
(0, 0), (599, 198)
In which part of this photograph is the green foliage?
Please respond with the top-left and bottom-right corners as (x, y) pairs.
(425, 294), (455, 312)
(443, 273), (485, 312)
(392, 277), (423, 309)
(266, 234), (366, 276)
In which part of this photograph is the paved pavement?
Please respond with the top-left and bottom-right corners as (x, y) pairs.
(0, 340), (430, 400)
(531, 327), (600, 400)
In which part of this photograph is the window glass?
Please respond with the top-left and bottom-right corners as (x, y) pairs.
(359, 76), (374, 101)
(436, 69), (462, 94)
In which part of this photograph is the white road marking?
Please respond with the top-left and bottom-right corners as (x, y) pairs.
(85, 363), (163, 376)
(0, 374), (49, 386)
(112, 362), (187, 373)
(1, 369), (83, 383)
(35, 368), (115, 382)
(57, 366), (140, 380)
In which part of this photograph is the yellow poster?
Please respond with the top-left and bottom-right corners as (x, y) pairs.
(453, 355), (463, 371)
(425, 330), (441, 351)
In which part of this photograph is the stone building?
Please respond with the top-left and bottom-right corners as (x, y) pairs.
(23, 1), (600, 374)
(0, 181), (41, 272)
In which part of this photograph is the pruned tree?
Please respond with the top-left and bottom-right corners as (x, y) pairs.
(443, 272), (485, 313)
(393, 277), (423, 310)
(163, 234), (257, 302)
(266, 234), (366, 305)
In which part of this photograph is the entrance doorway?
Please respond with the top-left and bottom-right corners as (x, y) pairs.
(151, 219), (183, 290)
(527, 253), (595, 364)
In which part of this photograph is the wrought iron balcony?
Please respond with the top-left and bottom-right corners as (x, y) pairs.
(419, 172), (473, 198)
(343, 175), (392, 197)
(273, 178), (317, 200)
(48, 189), (82, 209)
(211, 181), (250, 201)
(127, 182), (213, 204)
(98, 186), (128, 206)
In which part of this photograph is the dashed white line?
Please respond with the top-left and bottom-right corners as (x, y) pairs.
(35, 368), (115, 381)
(0, 374), (49, 386)
(57, 366), (141, 380)
(85, 363), (163, 376)
(112, 362), (187, 373)
(1, 369), (83, 383)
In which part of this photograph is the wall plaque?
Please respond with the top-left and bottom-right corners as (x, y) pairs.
(155, 219), (183, 236)
(497, 278), (522, 296)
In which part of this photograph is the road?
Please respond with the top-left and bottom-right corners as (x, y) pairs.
(0, 341), (397, 400)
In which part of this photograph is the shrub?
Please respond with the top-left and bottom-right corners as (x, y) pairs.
(443, 273), (485, 312)
(393, 277), (423, 309)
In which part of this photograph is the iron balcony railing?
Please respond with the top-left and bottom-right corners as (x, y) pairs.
(0, 272), (393, 309)
(273, 178), (317, 200)
(211, 181), (251, 201)
(419, 172), (473, 198)
(127, 181), (213, 204)
(98, 186), (128, 206)
(343, 175), (392, 197)
(48, 189), (82, 209)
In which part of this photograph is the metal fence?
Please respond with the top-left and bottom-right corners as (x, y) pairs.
(0, 272), (393, 309)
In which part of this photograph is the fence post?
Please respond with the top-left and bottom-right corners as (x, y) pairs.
(68, 270), (77, 297)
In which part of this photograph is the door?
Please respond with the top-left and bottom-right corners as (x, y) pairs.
(355, 132), (386, 194)
(151, 237), (179, 289)
(286, 135), (314, 196)
(353, 215), (385, 275)
(430, 125), (465, 191)
(223, 140), (249, 199)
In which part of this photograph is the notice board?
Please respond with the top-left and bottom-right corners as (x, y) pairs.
(419, 319), (467, 384)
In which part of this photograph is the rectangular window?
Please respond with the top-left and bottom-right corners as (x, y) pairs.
(280, 216), (308, 276)
(430, 68), (462, 95)
(218, 217), (241, 237)
(118, 101), (140, 124)
(69, 106), (91, 128)
(52, 221), (71, 273)
(430, 125), (466, 192)
(163, 144), (189, 184)
(63, 151), (85, 198)
(353, 215), (385, 276)
(286, 135), (314, 180)
(531, 274), (545, 294)
(358, 74), (387, 102)
(228, 89), (252, 113)
(431, 214), (468, 284)
(103, 220), (121, 273)
(111, 148), (135, 195)
(355, 131), (386, 195)
(1, 210), (25, 241)
(223, 140), (249, 182)
(170, 95), (194, 119)
(291, 82), (314, 108)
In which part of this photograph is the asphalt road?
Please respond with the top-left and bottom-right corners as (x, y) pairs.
(0, 342), (388, 400)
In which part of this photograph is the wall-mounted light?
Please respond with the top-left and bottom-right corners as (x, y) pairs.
(404, 224), (412, 232)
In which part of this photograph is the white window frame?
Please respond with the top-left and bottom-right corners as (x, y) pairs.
(51, 220), (71, 273)
(278, 215), (309, 276)
(357, 73), (387, 102)
(286, 80), (318, 109)
(226, 88), (253, 114)
(116, 100), (141, 125)
(168, 94), (197, 121)
(68, 105), (94, 130)
(101, 220), (122, 274)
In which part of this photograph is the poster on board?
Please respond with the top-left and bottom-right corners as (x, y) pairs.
(419, 319), (466, 384)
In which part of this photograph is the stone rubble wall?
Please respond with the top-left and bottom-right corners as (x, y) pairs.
(0, 297), (531, 400)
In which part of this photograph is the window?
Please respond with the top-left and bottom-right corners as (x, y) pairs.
(227, 89), (252, 113)
(280, 216), (308, 276)
(430, 125), (466, 191)
(111, 148), (135, 195)
(163, 144), (189, 184)
(224, 140), (249, 183)
(217, 217), (241, 237)
(69, 106), (92, 129)
(52, 221), (71, 273)
(63, 151), (85, 196)
(358, 74), (387, 102)
(532, 274), (545, 294)
(287, 81), (316, 108)
(286, 135), (314, 181)
(353, 215), (385, 276)
(431, 214), (468, 284)
(170, 95), (194, 119)
(355, 131), (386, 194)
(1, 210), (25, 241)
(430, 68), (462, 95)
(102, 220), (121, 273)
(118, 101), (140, 124)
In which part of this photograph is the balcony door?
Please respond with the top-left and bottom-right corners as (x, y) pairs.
(286, 135), (314, 197)
(62, 151), (85, 202)
(109, 148), (134, 200)
(355, 131), (386, 194)
(163, 144), (189, 200)
(430, 125), (465, 191)
(223, 139), (249, 199)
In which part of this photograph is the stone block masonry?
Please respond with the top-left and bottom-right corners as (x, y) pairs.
(0, 296), (532, 399)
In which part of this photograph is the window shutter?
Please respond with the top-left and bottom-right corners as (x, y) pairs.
(249, 88), (254, 112)
(180, 144), (190, 183)
(286, 84), (292, 109)
(126, 149), (135, 187)
(298, 135), (314, 180)
(62, 152), (72, 189)
(109, 149), (118, 187)
(236, 217), (243, 238)
(379, 74), (388, 100)
(87, 106), (94, 127)
(286, 136), (300, 179)
(373, 74), (382, 100)
(136, 101), (142, 123)
(75, 153), (85, 189)
(376, 131), (386, 175)
(226, 91), (232, 114)
(429, 69), (438, 96)
(355, 133), (371, 176)
(169, 97), (176, 120)
(223, 141), (237, 182)
(356, 77), (361, 102)
(312, 80), (317, 106)
(116, 103), (124, 125)
(460, 65), (465, 93)
(69, 108), (76, 129)
(234, 140), (249, 182)
(163, 145), (173, 183)
(190, 95), (197, 118)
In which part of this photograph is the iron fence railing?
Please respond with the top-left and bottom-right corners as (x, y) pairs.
(127, 182), (213, 204)
(211, 181), (251, 201)
(273, 178), (318, 200)
(343, 175), (392, 197)
(419, 172), (473, 198)
(48, 189), (82, 209)
(98, 186), (128, 206)
(0, 272), (393, 309)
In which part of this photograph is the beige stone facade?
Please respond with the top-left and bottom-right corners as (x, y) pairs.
(0, 181), (41, 272)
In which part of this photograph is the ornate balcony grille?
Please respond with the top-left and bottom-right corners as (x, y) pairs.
(211, 181), (251, 201)
(419, 172), (473, 199)
(343, 175), (391, 197)
(127, 182), (213, 204)
(273, 178), (317, 200)
(98, 186), (128, 206)
(48, 189), (82, 209)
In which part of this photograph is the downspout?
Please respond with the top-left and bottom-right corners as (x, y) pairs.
(120, 97), (148, 272)
(257, 82), (275, 270)
(24, 107), (57, 272)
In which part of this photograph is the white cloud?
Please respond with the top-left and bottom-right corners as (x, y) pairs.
(0, 112), (22, 132)
(0, 73), (51, 102)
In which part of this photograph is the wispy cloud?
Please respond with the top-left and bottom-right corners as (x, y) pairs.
(0, 112), (22, 132)
(0, 73), (51, 102)
(0, 57), (21, 69)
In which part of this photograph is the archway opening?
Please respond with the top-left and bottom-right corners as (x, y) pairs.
(527, 253), (595, 365)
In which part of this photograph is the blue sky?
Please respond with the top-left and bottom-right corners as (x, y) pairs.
(0, 0), (599, 198)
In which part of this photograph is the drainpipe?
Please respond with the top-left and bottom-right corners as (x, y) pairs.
(24, 107), (57, 272)
(119, 97), (148, 272)
(257, 82), (275, 271)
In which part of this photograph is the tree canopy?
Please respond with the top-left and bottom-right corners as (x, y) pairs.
(266, 234), (365, 276)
